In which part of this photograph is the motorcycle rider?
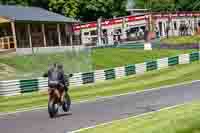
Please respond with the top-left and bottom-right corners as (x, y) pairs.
(57, 64), (67, 103)
(44, 63), (69, 104)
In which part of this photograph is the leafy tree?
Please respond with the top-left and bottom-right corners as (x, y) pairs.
(30, 0), (49, 9)
(134, 0), (200, 11)
(78, 0), (127, 21)
(0, 0), (29, 6)
(175, 0), (200, 11)
(1, 0), (200, 22)
(134, 0), (175, 11)
(0, 0), (49, 8)
(48, 0), (79, 17)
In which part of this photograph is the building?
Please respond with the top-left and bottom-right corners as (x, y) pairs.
(0, 5), (81, 55)
(73, 12), (200, 46)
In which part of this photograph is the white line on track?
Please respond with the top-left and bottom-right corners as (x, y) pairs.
(69, 103), (189, 133)
(0, 80), (199, 117)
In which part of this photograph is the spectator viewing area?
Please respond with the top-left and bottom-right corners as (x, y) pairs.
(74, 12), (200, 46)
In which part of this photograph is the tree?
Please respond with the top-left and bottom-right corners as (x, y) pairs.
(62, 0), (79, 17)
(30, 0), (49, 9)
(0, 0), (29, 6)
(2, 0), (200, 22)
(175, 0), (200, 11)
(48, 0), (79, 17)
(78, 0), (127, 21)
(134, 0), (200, 11)
(134, 0), (176, 11)
(0, 0), (49, 9)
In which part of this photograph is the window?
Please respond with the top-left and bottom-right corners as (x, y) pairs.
(140, 26), (146, 31)
(90, 30), (97, 35)
(84, 32), (89, 36)
(114, 29), (121, 33)
(130, 27), (139, 33)
(180, 20), (185, 24)
(198, 20), (200, 27)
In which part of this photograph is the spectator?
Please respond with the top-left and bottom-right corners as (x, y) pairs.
(155, 27), (159, 38)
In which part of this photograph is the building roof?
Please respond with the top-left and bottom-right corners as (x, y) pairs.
(0, 5), (78, 23)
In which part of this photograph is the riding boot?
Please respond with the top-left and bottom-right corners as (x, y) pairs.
(60, 93), (65, 105)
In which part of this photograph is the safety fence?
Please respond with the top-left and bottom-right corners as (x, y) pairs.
(0, 51), (200, 96)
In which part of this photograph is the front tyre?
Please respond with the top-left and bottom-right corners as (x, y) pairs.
(48, 99), (58, 118)
(62, 93), (71, 112)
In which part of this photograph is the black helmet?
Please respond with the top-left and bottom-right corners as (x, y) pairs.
(53, 63), (57, 67)
(57, 64), (63, 69)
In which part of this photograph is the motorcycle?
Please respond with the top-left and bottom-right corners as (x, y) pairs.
(43, 73), (73, 118)
(48, 86), (71, 118)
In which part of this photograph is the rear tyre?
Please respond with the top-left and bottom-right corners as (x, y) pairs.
(62, 93), (71, 112)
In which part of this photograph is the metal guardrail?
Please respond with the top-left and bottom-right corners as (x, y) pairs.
(0, 51), (200, 96)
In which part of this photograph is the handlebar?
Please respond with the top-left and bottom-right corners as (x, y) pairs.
(43, 73), (48, 78)
(64, 74), (73, 80)
(69, 74), (73, 77)
(43, 73), (73, 78)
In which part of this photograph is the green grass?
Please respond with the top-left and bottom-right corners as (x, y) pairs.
(79, 101), (200, 133)
(91, 49), (195, 69)
(0, 61), (200, 113)
(0, 50), (93, 80)
(161, 35), (200, 45)
(0, 48), (196, 80)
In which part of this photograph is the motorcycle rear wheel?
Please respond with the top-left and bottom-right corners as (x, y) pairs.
(62, 93), (71, 112)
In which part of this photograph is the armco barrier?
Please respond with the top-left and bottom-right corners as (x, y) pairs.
(0, 51), (200, 96)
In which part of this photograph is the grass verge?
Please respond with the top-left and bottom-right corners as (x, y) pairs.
(78, 101), (200, 133)
(0, 61), (200, 113)
(92, 49), (195, 69)
(0, 49), (195, 80)
(0, 50), (93, 80)
(161, 35), (200, 45)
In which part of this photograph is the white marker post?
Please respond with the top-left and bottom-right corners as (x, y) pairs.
(144, 13), (152, 51)
(121, 17), (127, 41)
(97, 17), (102, 46)
(144, 42), (152, 50)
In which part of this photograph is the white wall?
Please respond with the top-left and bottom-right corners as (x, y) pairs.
(16, 45), (85, 55)
(155, 18), (168, 37)
(156, 17), (200, 37)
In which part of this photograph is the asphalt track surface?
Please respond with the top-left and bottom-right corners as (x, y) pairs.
(1, 81), (200, 133)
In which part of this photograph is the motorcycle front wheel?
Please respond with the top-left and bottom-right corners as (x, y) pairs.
(48, 99), (58, 118)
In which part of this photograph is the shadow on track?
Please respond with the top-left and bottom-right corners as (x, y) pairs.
(54, 113), (72, 119)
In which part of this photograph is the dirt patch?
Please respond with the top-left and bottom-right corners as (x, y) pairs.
(0, 52), (16, 59)
(0, 63), (16, 80)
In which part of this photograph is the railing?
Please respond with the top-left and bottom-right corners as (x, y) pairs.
(0, 36), (16, 49)
(0, 51), (200, 96)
